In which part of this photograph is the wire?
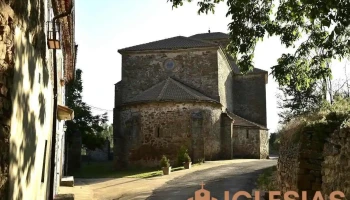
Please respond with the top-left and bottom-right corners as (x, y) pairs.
(86, 104), (113, 112)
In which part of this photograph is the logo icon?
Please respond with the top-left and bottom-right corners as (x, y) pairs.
(188, 182), (217, 200)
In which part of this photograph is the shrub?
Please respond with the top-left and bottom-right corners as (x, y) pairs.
(160, 155), (170, 168)
(177, 146), (188, 166)
(279, 96), (350, 144)
(183, 152), (191, 163)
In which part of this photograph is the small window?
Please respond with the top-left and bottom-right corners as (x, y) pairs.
(246, 129), (249, 139)
(41, 140), (48, 183)
(157, 127), (160, 138)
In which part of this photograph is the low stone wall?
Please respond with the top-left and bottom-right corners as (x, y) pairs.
(277, 131), (300, 194)
(322, 123), (350, 198)
(86, 141), (111, 162)
(278, 119), (350, 199)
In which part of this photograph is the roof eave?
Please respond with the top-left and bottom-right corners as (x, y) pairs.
(118, 46), (219, 55)
(121, 99), (221, 107)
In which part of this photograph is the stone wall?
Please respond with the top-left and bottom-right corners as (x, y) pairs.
(217, 49), (233, 112)
(0, 3), (14, 199)
(114, 102), (222, 168)
(232, 128), (261, 158)
(277, 130), (302, 195)
(278, 122), (350, 199)
(5, 0), (56, 199)
(232, 74), (267, 127)
(322, 122), (350, 199)
(120, 49), (219, 102)
(86, 140), (110, 162)
(220, 113), (233, 159)
(259, 130), (269, 159)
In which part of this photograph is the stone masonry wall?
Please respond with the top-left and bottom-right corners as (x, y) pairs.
(322, 122), (350, 199)
(232, 74), (267, 127)
(217, 49), (233, 112)
(278, 125), (350, 199)
(115, 102), (222, 168)
(278, 130), (325, 199)
(0, 3), (14, 199)
(277, 130), (302, 195)
(121, 49), (219, 102)
(232, 128), (261, 158)
(259, 130), (269, 159)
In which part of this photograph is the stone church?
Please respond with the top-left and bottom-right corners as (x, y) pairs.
(113, 32), (269, 168)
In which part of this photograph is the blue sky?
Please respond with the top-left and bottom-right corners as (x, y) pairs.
(75, 0), (348, 133)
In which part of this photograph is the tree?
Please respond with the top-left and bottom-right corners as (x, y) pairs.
(168, 0), (350, 91)
(65, 69), (108, 150)
(100, 123), (113, 148)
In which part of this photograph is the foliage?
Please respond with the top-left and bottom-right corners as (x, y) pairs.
(269, 133), (280, 153)
(101, 123), (113, 148)
(257, 166), (278, 191)
(279, 96), (350, 143)
(168, 0), (350, 91)
(183, 152), (191, 163)
(65, 69), (108, 150)
(160, 155), (170, 168)
(177, 146), (188, 166)
(277, 83), (324, 123)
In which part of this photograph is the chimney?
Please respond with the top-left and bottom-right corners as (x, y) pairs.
(208, 29), (211, 33)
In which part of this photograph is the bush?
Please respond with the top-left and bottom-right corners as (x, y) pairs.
(279, 96), (350, 144)
(177, 146), (188, 166)
(183, 153), (191, 163)
(160, 155), (170, 168)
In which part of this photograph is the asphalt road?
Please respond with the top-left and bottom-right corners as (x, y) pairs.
(146, 157), (277, 200)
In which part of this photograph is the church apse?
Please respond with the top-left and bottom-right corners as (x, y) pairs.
(115, 102), (222, 168)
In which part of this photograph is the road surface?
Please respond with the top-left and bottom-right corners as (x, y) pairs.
(141, 158), (277, 200)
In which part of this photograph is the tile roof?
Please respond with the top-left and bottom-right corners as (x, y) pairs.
(226, 111), (268, 130)
(118, 32), (267, 74)
(118, 36), (218, 52)
(189, 32), (229, 40)
(123, 77), (219, 105)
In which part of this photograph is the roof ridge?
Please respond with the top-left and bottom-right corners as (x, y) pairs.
(119, 35), (218, 52)
(128, 79), (166, 101)
(184, 36), (218, 46)
(157, 78), (171, 100)
(169, 78), (201, 100)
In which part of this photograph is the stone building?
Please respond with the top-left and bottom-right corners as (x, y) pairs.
(0, 0), (76, 199)
(113, 32), (269, 168)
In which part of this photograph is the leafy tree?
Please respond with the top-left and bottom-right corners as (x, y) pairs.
(168, 0), (350, 90)
(101, 123), (113, 148)
(65, 69), (108, 150)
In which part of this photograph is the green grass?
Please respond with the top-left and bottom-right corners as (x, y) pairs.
(256, 165), (278, 191)
(73, 162), (202, 179)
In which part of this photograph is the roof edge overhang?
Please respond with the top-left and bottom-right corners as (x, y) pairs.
(118, 46), (219, 55)
(119, 100), (222, 107)
(57, 104), (74, 121)
(233, 72), (269, 84)
(232, 125), (269, 130)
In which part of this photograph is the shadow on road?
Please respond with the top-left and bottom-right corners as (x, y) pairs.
(146, 160), (277, 200)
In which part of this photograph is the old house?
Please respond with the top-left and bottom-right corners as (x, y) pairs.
(113, 32), (269, 168)
(0, 0), (76, 199)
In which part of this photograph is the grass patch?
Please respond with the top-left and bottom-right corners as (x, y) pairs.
(256, 165), (278, 191)
(73, 162), (201, 179)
